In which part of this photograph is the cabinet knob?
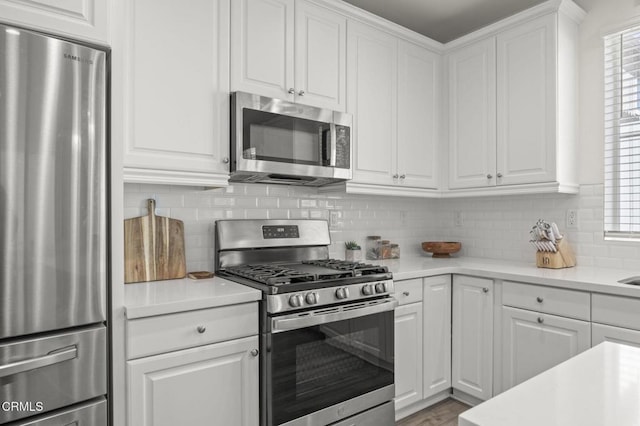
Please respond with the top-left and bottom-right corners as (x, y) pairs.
(497, 172), (503, 178)
(222, 157), (230, 164)
(393, 174), (399, 179)
(400, 174), (406, 179)
(298, 90), (305, 96)
(403, 291), (410, 296)
(250, 349), (259, 357)
(482, 287), (489, 293)
(288, 88), (295, 94)
(536, 296), (544, 303)
(486, 174), (493, 179)
(197, 325), (206, 334)
(537, 317), (544, 324)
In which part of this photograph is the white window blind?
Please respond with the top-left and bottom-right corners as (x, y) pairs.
(604, 26), (640, 240)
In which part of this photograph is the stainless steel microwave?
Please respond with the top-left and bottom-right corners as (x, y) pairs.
(230, 91), (352, 186)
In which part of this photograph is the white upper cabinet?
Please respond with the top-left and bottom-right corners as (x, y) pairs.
(344, 20), (441, 196)
(115, 0), (231, 187)
(496, 14), (556, 186)
(446, 3), (584, 196)
(231, 0), (346, 111)
(0, 0), (109, 44)
(448, 38), (496, 189)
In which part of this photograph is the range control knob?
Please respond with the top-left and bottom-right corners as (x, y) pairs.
(361, 284), (374, 296)
(305, 292), (319, 305)
(335, 287), (350, 300)
(375, 282), (387, 293)
(288, 294), (303, 308)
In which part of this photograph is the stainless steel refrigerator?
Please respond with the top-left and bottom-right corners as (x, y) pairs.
(0, 23), (108, 425)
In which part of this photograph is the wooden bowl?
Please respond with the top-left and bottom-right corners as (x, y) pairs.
(422, 241), (461, 258)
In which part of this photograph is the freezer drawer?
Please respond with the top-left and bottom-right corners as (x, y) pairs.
(8, 397), (107, 425)
(0, 325), (106, 423)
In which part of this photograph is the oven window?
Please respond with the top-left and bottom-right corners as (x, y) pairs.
(242, 108), (330, 166)
(269, 311), (394, 425)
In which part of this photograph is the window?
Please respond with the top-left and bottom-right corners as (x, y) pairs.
(604, 26), (640, 239)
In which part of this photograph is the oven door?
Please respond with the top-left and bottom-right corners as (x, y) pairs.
(266, 298), (397, 426)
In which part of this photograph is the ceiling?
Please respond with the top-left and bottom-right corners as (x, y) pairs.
(342, 0), (592, 43)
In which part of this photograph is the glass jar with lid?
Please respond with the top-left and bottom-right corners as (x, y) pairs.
(390, 244), (400, 259)
(379, 240), (391, 259)
(366, 236), (381, 260)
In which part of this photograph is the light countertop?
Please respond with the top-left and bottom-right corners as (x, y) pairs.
(124, 276), (261, 319)
(378, 256), (640, 297)
(458, 341), (640, 426)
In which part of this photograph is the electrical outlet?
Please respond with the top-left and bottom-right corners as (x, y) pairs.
(329, 211), (341, 228)
(454, 211), (464, 227)
(566, 209), (578, 229)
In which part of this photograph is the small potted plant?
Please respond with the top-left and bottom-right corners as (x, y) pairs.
(345, 241), (362, 262)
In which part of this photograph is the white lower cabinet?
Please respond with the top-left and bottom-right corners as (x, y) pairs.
(452, 276), (493, 401)
(128, 336), (259, 426)
(592, 293), (640, 347)
(592, 323), (640, 347)
(394, 301), (424, 409)
(501, 306), (590, 390)
(423, 276), (452, 398)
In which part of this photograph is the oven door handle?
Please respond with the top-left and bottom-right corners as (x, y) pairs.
(0, 345), (77, 378)
(271, 299), (398, 333)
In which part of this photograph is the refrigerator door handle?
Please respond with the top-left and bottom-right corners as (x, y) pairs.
(0, 345), (77, 378)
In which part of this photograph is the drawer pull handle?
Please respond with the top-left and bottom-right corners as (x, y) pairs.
(250, 349), (259, 357)
(482, 287), (489, 293)
(403, 291), (410, 296)
(196, 326), (206, 334)
(537, 317), (544, 324)
(536, 297), (544, 303)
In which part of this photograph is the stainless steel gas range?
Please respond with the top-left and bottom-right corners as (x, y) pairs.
(215, 219), (397, 426)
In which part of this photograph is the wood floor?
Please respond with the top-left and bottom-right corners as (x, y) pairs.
(396, 398), (471, 426)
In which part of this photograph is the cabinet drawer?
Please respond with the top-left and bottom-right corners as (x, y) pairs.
(592, 294), (640, 331)
(502, 281), (590, 321)
(127, 303), (258, 359)
(394, 279), (423, 305)
(592, 323), (640, 347)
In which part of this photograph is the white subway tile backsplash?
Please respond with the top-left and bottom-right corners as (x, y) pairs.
(123, 183), (640, 273)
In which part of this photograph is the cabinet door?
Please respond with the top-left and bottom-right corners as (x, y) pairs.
(128, 336), (259, 426)
(231, 0), (294, 101)
(423, 275), (451, 398)
(502, 306), (590, 391)
(397, 40), (440, 189)
(448, 38), (496, 189)
(347, 20), (397, 186)
(394, 302), (423, 410)
(496, 14), (556, 185)
(452, 276), (493, 400)
(121, 0), (230, 186)
(294, 1), (346, 111)
(592, 323), (640, 348)
(0, 0), (108, 43)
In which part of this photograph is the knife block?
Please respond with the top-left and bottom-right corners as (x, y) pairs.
(536, 238), (576, 269)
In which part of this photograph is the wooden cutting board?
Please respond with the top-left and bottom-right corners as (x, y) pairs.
(124, 199), (186, 283)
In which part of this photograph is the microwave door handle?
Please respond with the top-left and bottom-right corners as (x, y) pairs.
(271, 299), (398, 333)
(328, 123), (337, 167)
(0, 345), (77, 378)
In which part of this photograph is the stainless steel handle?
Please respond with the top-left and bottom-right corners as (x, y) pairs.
(272, 299), (398, 333)
(483, 287), (489, 293)
(0, 346), (77, 378)
(250, 349), (259, 357)
(288, 88), (295, 94)
(403, 291), (410, 296)
(400, 174), (406, 179)
(537, 317), (544, 324)
(197, 326), (206, 334)
(298, 90), (305, 96)
(487, 174), (493, 179)
(536, 296), (544, 303)
(222, 157), (229, 164)
(497, 172), (503, 178)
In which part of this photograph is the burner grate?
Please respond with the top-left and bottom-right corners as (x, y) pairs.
(225, 264), (316, 285)
(302, 259), (388, 276)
